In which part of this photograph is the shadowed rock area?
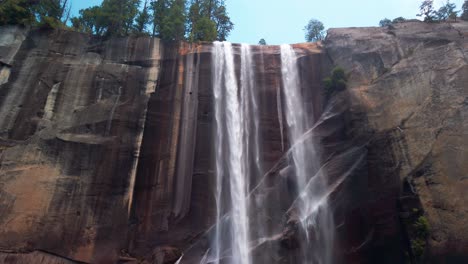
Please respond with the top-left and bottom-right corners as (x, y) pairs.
(0, 20), (467, 263)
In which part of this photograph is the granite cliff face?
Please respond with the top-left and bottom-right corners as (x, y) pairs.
(0, 21), (466, 264)
(326, 21), (468, 263)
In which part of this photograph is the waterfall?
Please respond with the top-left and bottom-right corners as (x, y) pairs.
(280, 44), (334, 264)
(207, 43), (334, 264)
(212, 42), (259, 264)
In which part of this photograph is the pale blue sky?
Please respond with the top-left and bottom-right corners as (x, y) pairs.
(71, 0), (465, 44)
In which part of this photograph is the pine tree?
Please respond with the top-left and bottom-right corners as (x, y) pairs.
(100, 0), (140, 36)
(134, 0), (151, 34)
(462, 0), (468, 21)
(150, 0), (168, 37)
(0, 0), (36, 26)
(436, 0), (458, 21)
(212, 4), (233, 41)
(188, 0), (217, 41)
(160, 0), (186, 41)
(417, 0), (437, 22)
(33, 0), (71, 27)
(71, 6), (105, 35)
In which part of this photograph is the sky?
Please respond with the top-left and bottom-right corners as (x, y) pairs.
(71, 0), (465, 44)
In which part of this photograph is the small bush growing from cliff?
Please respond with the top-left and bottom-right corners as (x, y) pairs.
(408, 216), (429, 261)
(323, 67), (347, 98)
(414, 216), (429, 237)
(411, 238), (426, 259)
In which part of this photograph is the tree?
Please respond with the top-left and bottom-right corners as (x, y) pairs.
(417, 0), (437, 22)
(102, 0), (140, 36)
(134, 0), (151, 34)
(304, 18), (325, 42)
(192, 16), (217, 41)
(0, 0), (73, 28)
(258, 38), (267, 45)
(187, 0), (233, 41)
(160, 0), (186, 41)
(33, 0), (71, 28)
(67, 0), (236, 40)
(461, 0), (468, 20)
(150, 0), (168, 37)
(212, 4), (233, 41)
(379, 18), (392, 27)
(71, 0), (140, 36)
(71, 6), (106, 35)
(436, 0), (458, 20)
(187, 0), (202, 42)
(392, 17), (407, 23)
(0, 0), (36, 26)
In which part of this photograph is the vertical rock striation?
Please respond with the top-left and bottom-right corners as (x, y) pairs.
(0, 26), (161, 263)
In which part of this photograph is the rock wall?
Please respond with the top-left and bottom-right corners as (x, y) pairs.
(327, 21), (468, 263)
(0, 26), (161, 263)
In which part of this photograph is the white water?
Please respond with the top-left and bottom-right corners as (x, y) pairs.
(280, 44), (334, 264)
(212, 42), (256, 264)
(207, 43), (334, 264)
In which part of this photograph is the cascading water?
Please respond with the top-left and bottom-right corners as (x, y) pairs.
(280, 44), (334, 264)
(204, 43), (334, 264)
(212, 42), (258, 264)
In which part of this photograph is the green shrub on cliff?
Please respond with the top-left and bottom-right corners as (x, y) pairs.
(323, 67), (347, 98)
(409, 216), (429, 261)
(414, 216), (429, 237)
(411, 238), (426, 258)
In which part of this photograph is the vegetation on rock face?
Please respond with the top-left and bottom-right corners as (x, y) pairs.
(323, 67), (347, 98)
(304, 18), (325, 42)
(258, 38), (267, 45)
(414, 215), (429, 237)
(411, 216), (429, 261)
